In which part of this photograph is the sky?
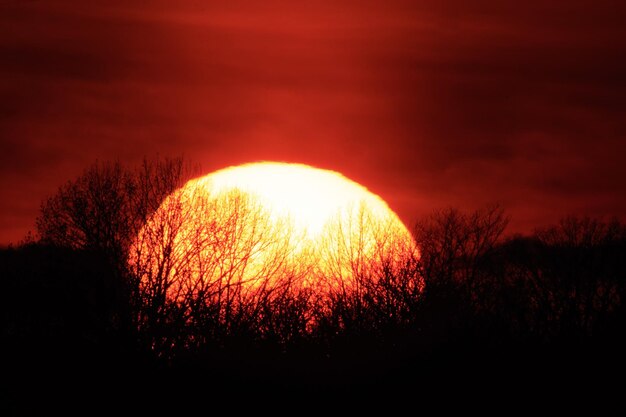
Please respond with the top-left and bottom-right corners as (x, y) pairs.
(1, 0), (625, 245)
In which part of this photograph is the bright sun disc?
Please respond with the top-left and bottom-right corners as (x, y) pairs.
(196, 163), (400, 239)
(130, 162), (417, 300)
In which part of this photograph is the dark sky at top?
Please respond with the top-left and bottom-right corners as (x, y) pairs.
(1, 0), (625, 244)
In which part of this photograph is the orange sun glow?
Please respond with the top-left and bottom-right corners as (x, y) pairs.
(129, 162), (417, 301)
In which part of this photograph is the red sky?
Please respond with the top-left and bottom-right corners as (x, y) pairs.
(1, 0), (625, 245)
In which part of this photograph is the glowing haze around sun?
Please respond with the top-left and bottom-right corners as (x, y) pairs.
(130, 162), (416, 301)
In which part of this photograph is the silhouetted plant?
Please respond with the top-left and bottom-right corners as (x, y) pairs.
(35, 156), (193, 350)
(37, 156), (189, 266)
(529, 217), (625, 340)
(24, 156), (626, 383)
(411, 205), (509, 340)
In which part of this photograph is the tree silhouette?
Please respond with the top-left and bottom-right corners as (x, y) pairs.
(7, 156), (623, 411)
(512, 217), (626, 341)
(37, 157), (189, 264)
(126, 177), (419, 357)
(411, 205), (509, 342)
(128, 185), (306, 354)
(35, 156), (192, 347)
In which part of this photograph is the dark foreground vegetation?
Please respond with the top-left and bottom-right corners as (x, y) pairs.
(2, 159), (625, 414)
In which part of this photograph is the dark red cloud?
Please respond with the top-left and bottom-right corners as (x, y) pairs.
(1, 0), (625, 244)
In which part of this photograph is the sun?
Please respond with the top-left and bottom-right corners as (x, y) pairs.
(129, 162), (416, 301)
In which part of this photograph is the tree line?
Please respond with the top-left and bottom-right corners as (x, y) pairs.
(2, 156), (625, 409)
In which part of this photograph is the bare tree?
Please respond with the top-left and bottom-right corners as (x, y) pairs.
(312, 202), (420, 337)
(37, 161), (133, 257)
(36, 156), (188, 262)
(128, 181), (315, 354)
(36, 156), (191, 345)
(414, 205), (508, 286)
(411, 204), (510, 333)
(529, 217), (626, 338)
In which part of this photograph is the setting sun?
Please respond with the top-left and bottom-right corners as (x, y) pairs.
(194, 162), (404, 239)
(130, 162), (417, 301)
